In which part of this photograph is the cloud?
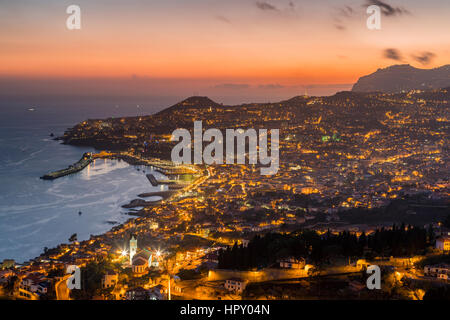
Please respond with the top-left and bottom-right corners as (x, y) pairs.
(383, 48), (403, 61)
(334, 24), (346, 31)
(304, 83), (353, 89)
(338, 5), (354, 18)
(215, 15), (231, 24)
(255, 1), (279, 11)
(214, 83), (250, 90)
(365, 0), (410, 17)
(412, 52), (436, 65)
(332, 5), (355, 31)
(258, 84), (285, 89)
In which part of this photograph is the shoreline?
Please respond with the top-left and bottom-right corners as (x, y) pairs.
(16, 151), (206, 265)
(93, 151), (199, 176)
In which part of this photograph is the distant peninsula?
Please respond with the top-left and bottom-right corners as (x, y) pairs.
(352, 64), (450, 93)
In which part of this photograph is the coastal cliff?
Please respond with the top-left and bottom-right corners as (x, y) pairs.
(352, 64), (450, 93)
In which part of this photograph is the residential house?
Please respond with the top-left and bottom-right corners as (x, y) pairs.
(224, 278), (248, 293)
(436, 236), (450, 251)
(125, 287), (150, 300)
(279, 257), (305, 269)
(424, 264), (450, 280)
(102, 270), (119, 288)
(0, 269), (14, 284)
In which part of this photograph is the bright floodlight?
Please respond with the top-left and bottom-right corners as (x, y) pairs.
(156, 250), (161, 257)
(121, 250), (128, 256)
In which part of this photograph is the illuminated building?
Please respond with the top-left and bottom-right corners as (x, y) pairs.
(436, 236), (450, 251)
(129, 235), (137, 264)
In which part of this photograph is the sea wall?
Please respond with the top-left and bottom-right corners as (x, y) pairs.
(208, 268), (308, 282)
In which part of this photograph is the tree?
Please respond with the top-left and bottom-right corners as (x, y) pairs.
(47, 267), (65, 278)
(4, 275), (19, 295)
(160, 252), (177, 300)
(423, 286), (450, 300)
(443, 214), (450, 229)
(70, 259), (112, 300)
(68, 233), (77, 243)
(427, 225), (435, 244)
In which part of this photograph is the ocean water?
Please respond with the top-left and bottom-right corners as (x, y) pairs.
(0, 101), (168, 263)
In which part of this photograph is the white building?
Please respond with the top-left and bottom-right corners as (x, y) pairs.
(129, 235), (137, 264)
(224, 278), (248, 293)
(279, 257), (305, 269)
(18, 274), (50, 298)
(36, 282), (50, 294)
(424, 264), (450, 281)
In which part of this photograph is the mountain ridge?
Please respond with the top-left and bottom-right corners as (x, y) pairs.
(352, 64), (450, 93)
(156, 96), (223, 115)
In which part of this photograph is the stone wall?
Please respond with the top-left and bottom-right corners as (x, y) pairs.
(208, 268), (308, 282)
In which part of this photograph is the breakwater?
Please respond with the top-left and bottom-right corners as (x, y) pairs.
(40, 153), (93, 180)
(146, 173), (159, 186)
(138, 190), (177, 199)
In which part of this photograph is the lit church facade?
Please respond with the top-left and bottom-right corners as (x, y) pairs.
(128, 235), (159, 275)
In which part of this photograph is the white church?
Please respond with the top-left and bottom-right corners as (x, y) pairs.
(128, 235), (159, 275)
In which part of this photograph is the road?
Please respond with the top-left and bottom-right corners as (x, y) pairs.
(55, 275), (71, 300)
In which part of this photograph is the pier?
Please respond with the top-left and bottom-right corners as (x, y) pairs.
(94, 151), (199, 175)
(146, 173), (159, 186)
(154, 167), (197, 175)
(138, 190), (178, 199)
(145, 173), (189, 188)
(40, 153), (93, 180)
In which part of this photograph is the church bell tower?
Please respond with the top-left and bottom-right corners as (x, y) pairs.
(129, 235), (137, 264)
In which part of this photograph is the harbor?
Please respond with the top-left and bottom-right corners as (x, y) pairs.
(40, 151), (200, 188)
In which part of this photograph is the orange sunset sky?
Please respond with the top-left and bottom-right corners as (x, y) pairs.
(1, 0), (449, 103)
